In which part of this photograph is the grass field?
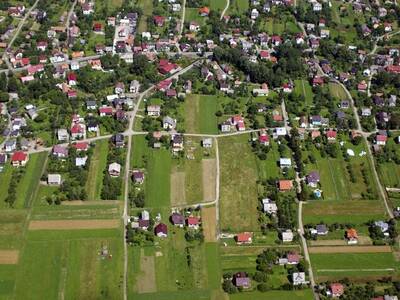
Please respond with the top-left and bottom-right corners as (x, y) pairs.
(0, 210), (26, 249)
(294, 79), (313, 107)
(131, 135), (147, 168)
(146, 149), (171, 208)
(136, 0), (153, 33)
(14, 236), (123, 300)
(184, 94), (218, 134)
(228, 0), (249, 15)
(229, 289), (315, 300)
(311, 252), (398, 280)
(210, 0), (227, 12)
(219, 134), (260, 232)
(0, 164), (13, 208)
(302, 200), (387, 224)
(15, 152), (47, 208)
(86, 140), (109, 201)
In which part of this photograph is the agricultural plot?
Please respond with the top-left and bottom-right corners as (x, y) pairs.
(134, 0), (154, 33)
(0, 210), (26, 250)
(302, 135), (379, 201)
(86, 140), (109, 201)
(14, 235), (123, 300)
(219, 134), (260, 232)
(228, 0), (249, 15)
(184, 94), (218, 134)
(311, 252), (399, 281)
(229, 289), (316, 300)
(302, 200), (387, 225)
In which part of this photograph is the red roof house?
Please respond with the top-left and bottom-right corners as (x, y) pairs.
(11, 151), (28, 167)
(330, 283), (344, 298)
(153, 16), (165, 27)
(235, 232), (252, 244)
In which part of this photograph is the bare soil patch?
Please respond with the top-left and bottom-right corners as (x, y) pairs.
(28, 219), (120, 230)
(136, 249), (157, 293)
(202, 206), (217, 242)
(309, 245), (392, 254)
(202, 159), (216, 203)
(170, 168), (186, 206)
(0, 250), (19, 264)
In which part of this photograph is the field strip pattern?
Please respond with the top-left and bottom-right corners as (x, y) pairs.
(0, 250), (19, 264)
(28, 219), (120, 230)
(318, 268), (395, 272)
(309, 246), (392, 253)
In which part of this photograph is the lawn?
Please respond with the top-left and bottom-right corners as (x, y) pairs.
(205, 243), (221, 289)
(146, 149), (171, 208)
(14, 237), (123, 300)
(15, 152), (48, 209)
(378, 162), (400, 188)
(184, 94), (218, 134)
(86, 140), (109, 201)
(0, 164), (13, 208)
(131, 135), (147, 168)
(185, 8), (207, 25)
(0, 265), (16, 299)
(0, 210), (26, 249)
(329, 82), (349, 100)
(294, 79), (313, 107)
(219, 134), (260, 232)
(210, 0), (227, 12)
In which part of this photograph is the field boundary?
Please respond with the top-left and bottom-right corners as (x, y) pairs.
(309, 245), (392, 254)
(28, 219), (120, 230)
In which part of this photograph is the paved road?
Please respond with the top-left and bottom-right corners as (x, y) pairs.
(220, 0), (230, 20)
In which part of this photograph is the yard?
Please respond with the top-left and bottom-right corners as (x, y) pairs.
(219, 134), (260, 232)
(135, 0), (153, 33)
(228, 0), (249, 15)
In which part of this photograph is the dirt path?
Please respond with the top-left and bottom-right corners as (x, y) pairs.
(28, 219), (120, 230)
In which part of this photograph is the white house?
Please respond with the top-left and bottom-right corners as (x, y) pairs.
(282, 229), (293, 242)
(48, 174), (61, 185)
(262, 198), (278, 214)
(292, 272), (307, 285)
(280, 158), (292, 168)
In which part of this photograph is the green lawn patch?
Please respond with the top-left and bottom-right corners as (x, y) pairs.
(230, 289), (314, 300)
(86, 140), (109, 201)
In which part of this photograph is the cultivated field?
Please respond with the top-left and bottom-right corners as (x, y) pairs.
(202, 206), (217, 242)
(28, 219), (120, 230)
(202, 158), (216, 202)
(86, 140), (109, 201)
(0, 250), (19, 264)
(219, 135), (260, 232)
(309, 245), (392, 254)
(136, 249), (157, 293)
(184, 94), (218, 134)
(170, 169), (186, 206)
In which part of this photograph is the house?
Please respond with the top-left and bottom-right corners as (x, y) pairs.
(171, 212), (185, 227)
(307, 171), (320, 187)
(99, 106), (113, 117)
(67, 73), (77, 86)
(47, 174), (61, 185)
(220, 121), (231, 133)
(130, 80), (140, 93)
(153, 15), (165, 27)
(171, 135), (184, 152)
(112, 134), (125, 148)
(259, 132), (270, 146)
(345, 228), (358, 244)
(231, 115), (245, 131)
(87, 119), (99, 132)
(198, 6), (210, 16)
(361, 108), (371, 117)
(202, 138), (212, 148)
(155, 223), (168, 237)
(158, 60), (180, 75)
(329, 283), (344, 298)
(146, 105), (161, 117)
(70, 123), (85, 140)
(287, 252), (300, 265)
(312, 76), (324, 87)
(375, 221), (389, 235)
(72, 142), (89, 152)
(292, 272), (306, 285)
(108, 162), (121, 177)
(52, 144), (68, 158)
(235, 232), (252, 244)
(11, 151), (28, 167)
(280, 158), (292, 169)
(163, 116), (177, 130)
(132, 170), (145, 184)
(189, 21), (200, 32)
(157, 79), (173, 91)
(187, 216), (200, 229)
(279, 180), (293, 191)
(316, 224), (328, 235)
(282, 229), (294, 242)
(376, 134), (387, 146)
(262, 198), (278, 214)
(252, 83), (269, 96)
(4, 140), (16, 152)
(115, 82), (125, 94)
(72, 156), (85, 168)
(251, 8), (259, 19)
(0, 153), (7, 165)
(326, 130), (337, 141)
(275, 127), (287, 137)
(313, 2), (322, 11)
(233, 272), (251, 289)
